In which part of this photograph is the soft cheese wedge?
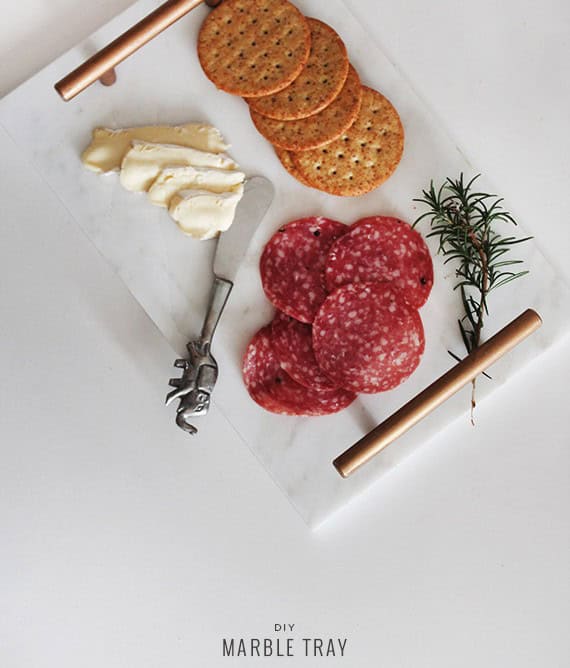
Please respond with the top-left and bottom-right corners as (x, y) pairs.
(120, 142), (237, 192)
(81, 122), (246, 240)
(168, 186), (244, 240)
(81, 123), (229, 173)
(148, 166), (245, 207)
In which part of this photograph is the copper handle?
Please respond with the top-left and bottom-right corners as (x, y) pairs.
(55, 0), (222, 101)
(333, 308), (542, 478)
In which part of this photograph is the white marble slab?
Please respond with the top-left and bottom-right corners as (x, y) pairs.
(1, 0), (569, 528)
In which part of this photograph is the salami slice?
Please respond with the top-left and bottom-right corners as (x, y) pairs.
(260, 217), (348, 323)
(325, 216), (433, 309)
(242, 326), (356, 415)
(271, 311), (339, 391)
(313, 283), (425, 393)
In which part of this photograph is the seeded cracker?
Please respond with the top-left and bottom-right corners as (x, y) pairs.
(247, 18), (349, 120)
(197, 0), (311, 98)
(274, 147), (314, 187)
(251, 65), (362, 151)
(292, 87), (404, 196)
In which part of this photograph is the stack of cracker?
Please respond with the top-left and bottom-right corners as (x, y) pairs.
(198, 0), (404, 197)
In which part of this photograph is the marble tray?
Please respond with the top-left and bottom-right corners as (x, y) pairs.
(1, 0), (569, 528)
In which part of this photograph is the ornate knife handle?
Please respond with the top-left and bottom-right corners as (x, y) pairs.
(166, 276), (233, 435)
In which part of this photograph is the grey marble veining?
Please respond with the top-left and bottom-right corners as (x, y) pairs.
(1, 0), (569, 527)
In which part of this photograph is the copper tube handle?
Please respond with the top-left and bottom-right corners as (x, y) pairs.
(55, 0), (222, 101)
(333, 308), (542, 478)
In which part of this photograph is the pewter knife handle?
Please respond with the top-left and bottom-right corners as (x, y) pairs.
(166, 275), (232, 435)
(200, 275), (233, 346)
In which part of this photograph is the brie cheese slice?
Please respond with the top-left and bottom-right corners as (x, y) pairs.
(81, 123), (229, 173)
(168, 186), (244, 240)
(147, 166), (245, 207)
(120, 142), (237, 192)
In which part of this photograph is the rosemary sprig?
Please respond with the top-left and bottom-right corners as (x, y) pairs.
(413, 174), (532, 422)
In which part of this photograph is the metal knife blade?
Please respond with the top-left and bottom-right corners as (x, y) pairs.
(213, 175), (274, 283)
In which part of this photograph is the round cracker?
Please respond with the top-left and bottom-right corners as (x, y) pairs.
(251, 64), (362, 150)
(291, 86), (404, 196)
(274, 146), (314, 187)
(197, 0), (311, 98)
(247, 18), (349, 120)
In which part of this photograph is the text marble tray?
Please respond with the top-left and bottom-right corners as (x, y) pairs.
(1, 0), (569, 527)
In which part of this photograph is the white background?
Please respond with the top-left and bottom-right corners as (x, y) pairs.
(1, 1), (569, 666)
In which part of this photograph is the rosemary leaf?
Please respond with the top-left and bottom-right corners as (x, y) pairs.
(414, 173), (531, 421)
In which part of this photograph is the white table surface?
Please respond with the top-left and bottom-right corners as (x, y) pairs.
(1, 1), (569, 666)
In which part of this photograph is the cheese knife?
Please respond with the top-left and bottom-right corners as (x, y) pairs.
(166, 175), (274, 434)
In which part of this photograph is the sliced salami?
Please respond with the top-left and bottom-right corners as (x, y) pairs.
(260, 217), (348, 323)
(242, 326), (356, 415)
(325, 216), (433, 309)
(271, 311), (339, 391)
(313, 283), (425, 393)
